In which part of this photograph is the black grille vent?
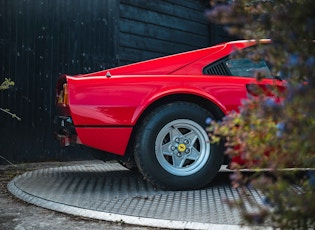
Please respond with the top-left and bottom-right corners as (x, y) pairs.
(203, 59), (230, 76)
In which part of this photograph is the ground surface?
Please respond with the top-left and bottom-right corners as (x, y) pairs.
(0, 161), (163, 230)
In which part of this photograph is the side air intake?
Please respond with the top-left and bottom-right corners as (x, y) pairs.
(203, 59), (230, 76)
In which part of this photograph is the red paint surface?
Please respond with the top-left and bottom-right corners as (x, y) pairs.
(56, 40), (283, 158)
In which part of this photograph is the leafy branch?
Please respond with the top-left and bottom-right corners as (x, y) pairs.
(0, 78), (21, 121)
(0, 78), (15, 90)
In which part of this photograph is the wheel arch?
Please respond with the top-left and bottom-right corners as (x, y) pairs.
(124, 93), (226, 158)
(139, 94), (226, 122)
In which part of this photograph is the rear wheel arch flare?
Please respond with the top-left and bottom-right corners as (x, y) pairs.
(124, 94), (225, 170)
(129, 94), (225, 149)
(134, 94), (225, 129)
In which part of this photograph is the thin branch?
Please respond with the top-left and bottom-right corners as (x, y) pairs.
(0, 108), (21, 121)
(0, 155), (16, 166)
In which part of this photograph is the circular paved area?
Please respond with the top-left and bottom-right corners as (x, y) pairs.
(7, 162), (268, 229)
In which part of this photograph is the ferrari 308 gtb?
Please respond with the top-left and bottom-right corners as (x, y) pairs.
(55, 40), (284, 190)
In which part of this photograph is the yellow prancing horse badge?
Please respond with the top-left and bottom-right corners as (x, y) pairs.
(178, 143), (186, 152)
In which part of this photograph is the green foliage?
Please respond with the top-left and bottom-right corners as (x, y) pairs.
(208, 0), (315, 228)
(0, 78), (15, 90)
(0, 78), (21, 121)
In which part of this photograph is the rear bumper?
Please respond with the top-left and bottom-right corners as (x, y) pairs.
(54, 116), (81, 146)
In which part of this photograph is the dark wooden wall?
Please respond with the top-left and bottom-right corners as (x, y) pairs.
(118, 0), (210, 65)
(0, 0), (119, 163)
(0, 0), (232, 163)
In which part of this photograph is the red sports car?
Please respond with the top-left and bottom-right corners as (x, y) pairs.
(55, 40), (284, 190)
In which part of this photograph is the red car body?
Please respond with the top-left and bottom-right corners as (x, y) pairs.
(55, 40), (284, 190)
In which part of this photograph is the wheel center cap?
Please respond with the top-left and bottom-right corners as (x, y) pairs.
(178, 143), (186, 152)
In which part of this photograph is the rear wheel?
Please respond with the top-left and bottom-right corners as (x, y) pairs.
(134, 102), (223, 190)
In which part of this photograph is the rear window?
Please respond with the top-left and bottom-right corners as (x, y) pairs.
(203, 46), (273, 78)
(225, 58), (272, 78)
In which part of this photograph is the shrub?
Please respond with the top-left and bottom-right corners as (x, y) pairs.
(207, 0), (315, 228)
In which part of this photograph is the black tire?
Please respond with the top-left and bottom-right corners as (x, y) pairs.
(118, 160), (138, 171)
(134, 102), (223, 190)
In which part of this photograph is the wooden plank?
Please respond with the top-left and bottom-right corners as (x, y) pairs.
(120, 32), (197, 56)
(164, 0), (208, 11)
(120, 0), (207, 23)
(120, 18), (208, 48)
(120, 4), (207, 36)
(118, 46), (166, 65)
(118, 1), (210, 63)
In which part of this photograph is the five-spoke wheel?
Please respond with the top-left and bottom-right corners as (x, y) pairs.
(134, 102), (223, 190)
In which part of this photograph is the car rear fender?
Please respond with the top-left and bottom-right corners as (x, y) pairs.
(131, 88), (228, 127)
